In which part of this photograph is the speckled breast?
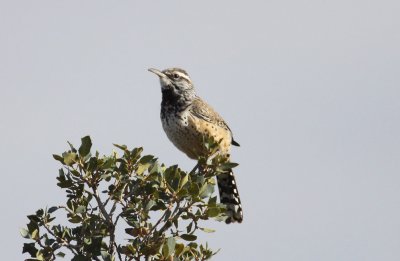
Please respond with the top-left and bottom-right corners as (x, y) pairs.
(161, 110), (232, 159)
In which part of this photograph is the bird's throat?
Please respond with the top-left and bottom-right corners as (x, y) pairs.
(161, 88), (191, 117)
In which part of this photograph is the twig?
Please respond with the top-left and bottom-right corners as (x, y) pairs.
(189, 163), (200, 175)
(115, 242), (123, 261)
(142, 203), (173, 244)
(36, 237), (56, 261)
(157, 201), (194, 236)
(92, 187), (112, 222)
(43, 222), (79, 255)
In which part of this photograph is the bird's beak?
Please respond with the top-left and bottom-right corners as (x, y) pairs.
(148, 68), (166, 78)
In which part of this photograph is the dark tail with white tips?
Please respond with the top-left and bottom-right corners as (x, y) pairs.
(217, 170), (243, 224)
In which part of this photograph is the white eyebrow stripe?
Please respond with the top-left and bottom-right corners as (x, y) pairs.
(176, 71), (191, 82)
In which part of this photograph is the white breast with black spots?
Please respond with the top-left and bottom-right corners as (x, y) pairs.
(161, 110), (198, 158)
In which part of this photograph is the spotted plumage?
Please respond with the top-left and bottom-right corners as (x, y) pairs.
(149, 67), (243, 223)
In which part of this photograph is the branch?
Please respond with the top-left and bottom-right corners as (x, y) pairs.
(43, 222), (79, 256)
(92, 186), (112, 222)
(115, 242), (123, 261)
(142, 203), (174, 244)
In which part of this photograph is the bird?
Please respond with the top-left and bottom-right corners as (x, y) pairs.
(148, 67), (243, 224)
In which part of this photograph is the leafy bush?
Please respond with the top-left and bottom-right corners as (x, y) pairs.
(21, 136), (238, 261)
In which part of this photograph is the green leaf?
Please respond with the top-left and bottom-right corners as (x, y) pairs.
(68, 216), (82, 223)
(162, 237), (176, 257)
(163, 209), (172, 222)
(67, 141), (77, 153)
(102, 157), (114, 169)
(31, 229), (39, 240)
(113, 143), (128, 151)
(52, 154), (64, 164)
(71, 255), (91, 261)
(22, 243), (38, 257)
(179, 173), (189, 189)
(101, 250), (113, 261)
(188, 183), (199, 197)
(200, 227), (216, 233)
(70, 169), (80, 177)
(206, 207), (220, 217)
(145, 200), (156, 211)
(218, 162), (239, 171)
(199, 183), (214, 198)
(48, 206), (58, 213)
(186, 222), (193, 233)
(20, 228), (29, 238)
(125, 228), (140, 237)
(78, 136), (92, 157)
(175, 243), (185, 256)
(75, 205), (86, 214)
(56, 252), (66, 257)
(139, 155), (154, 164)
(57, 169), (73, 188)
(136, 162), (151, 175)
(130, 147), (143, 162)
(62, 152), (77, 166)
(176, 188), (188, 198)
(180, 234), (197, 241)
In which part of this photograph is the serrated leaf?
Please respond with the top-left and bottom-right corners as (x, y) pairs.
(78, 136), (92, 157)
(22, 243), (37, 257)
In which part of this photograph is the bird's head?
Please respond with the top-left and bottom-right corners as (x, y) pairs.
(148, 67), (196, 102)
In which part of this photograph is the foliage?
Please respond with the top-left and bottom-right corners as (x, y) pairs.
(21, 136), (238, 261)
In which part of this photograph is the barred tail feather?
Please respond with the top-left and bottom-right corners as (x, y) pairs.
(217, 170), (243, 224)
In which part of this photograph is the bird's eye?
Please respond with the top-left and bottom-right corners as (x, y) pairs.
(173, 73), (180, 79)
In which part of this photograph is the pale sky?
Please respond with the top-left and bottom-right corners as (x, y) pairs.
(1, 1), (400, 260)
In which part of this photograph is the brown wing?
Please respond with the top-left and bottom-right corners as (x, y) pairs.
(190, 97), (240, 146)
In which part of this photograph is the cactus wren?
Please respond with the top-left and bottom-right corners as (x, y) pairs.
(148, 67), (243, 224)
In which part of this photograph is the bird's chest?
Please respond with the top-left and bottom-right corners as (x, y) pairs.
(161, 110), (204, 159)
(162, 110), (193, 142)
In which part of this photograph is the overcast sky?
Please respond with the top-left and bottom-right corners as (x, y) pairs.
(1, 0), (399, 260)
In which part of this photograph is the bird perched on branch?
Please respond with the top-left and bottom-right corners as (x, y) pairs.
(148, 67), (243, 224)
